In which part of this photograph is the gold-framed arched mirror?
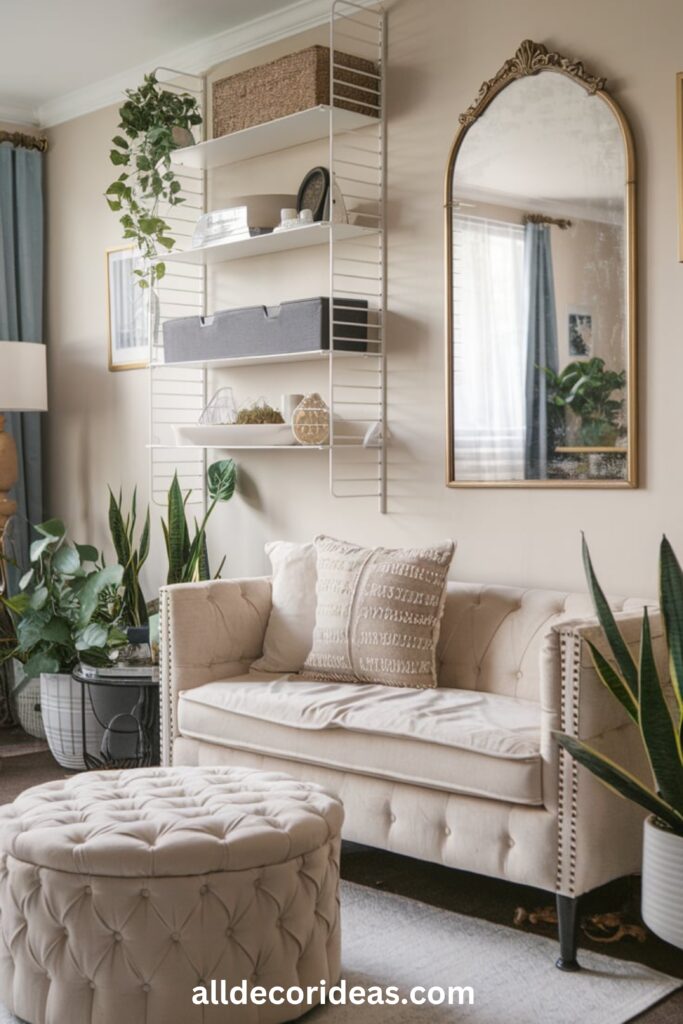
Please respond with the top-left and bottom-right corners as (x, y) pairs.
(445, 40), (637, 487)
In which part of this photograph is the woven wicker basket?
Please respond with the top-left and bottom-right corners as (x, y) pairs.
(212, 45), (379, 138)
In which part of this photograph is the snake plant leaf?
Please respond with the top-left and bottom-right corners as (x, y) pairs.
(585, 638), (638, 723)
(198, 531), (210, 581)
(659, 535), (683, 717)
(138, 506), (151, 567)
(76, 564), (124, 628)
(108, 488), (132, 566)
(52, 545), (81, 576)
(638, 608), (683, 810)
(582, 535), (638, 697)
(165, 473), (190, 585)
(208, 459), (236, 503)
(556, 732), (683, 836)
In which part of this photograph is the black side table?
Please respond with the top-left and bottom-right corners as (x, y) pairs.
(71, 666), (160, 770)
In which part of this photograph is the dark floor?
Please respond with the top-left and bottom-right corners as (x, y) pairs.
(1, 728), (681, 1022)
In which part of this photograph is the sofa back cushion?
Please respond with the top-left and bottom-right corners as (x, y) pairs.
(436, 582), (651, 701)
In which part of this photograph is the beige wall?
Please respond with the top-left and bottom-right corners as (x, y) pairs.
(44, 0), (683, 599)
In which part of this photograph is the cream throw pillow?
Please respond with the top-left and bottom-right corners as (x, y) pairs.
(302, 535), (455, 689)
(252, 541), (317, 673)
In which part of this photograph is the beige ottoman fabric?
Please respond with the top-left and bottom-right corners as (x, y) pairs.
(0, 766), (343, 1024)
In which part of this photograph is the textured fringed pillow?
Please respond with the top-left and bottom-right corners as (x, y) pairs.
(302, 535), (455, 689)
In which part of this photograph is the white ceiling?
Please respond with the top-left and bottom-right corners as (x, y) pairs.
(0, 0), (337, 127)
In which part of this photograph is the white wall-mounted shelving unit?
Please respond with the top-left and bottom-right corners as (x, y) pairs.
(148, 0), (386, 512)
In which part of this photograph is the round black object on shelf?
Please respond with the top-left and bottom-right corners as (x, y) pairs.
(296, 166), (330, 221)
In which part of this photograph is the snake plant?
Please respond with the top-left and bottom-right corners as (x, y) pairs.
(556, 536), (683, 837)
(162, 460), (236, 585)
(108, 486), (150, 627)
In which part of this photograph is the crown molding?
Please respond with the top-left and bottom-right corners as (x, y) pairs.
(0, 100), (39, 128)
(36, 0), (375, 129)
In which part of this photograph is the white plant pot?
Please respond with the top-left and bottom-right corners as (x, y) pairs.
(11, 660), (46, 739)
(642, 815), (683, 950)
(40, 673), (105, 770)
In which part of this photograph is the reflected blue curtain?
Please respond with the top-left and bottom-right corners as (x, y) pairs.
(524, 222), (558, 479)
(0, 143), (45, 590)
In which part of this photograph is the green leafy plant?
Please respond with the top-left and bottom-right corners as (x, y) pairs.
(556, 536), (683, 837)
(108, 487), (150, 627)
(542, 357), (626, 447)
(105, 72), (202, 288)
(162, 460), (236, 585)
(0, 519), (127, 688)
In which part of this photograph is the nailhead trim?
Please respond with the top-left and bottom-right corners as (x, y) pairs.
(556, 629), (580, 896)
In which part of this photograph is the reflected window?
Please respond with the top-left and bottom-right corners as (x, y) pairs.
(452, 215), (525, 480)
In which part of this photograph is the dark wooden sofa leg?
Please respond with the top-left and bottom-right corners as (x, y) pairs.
(556, 894), (581, 971)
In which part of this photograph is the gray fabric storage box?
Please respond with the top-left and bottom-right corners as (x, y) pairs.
(162, 297), (368, 363)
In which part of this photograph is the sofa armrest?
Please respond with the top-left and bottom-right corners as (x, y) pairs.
(539, 610), (665, 895)
(159, 576), (272, 764)
(540, 610), (665, 755)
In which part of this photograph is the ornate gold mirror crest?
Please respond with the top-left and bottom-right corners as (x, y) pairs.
(445, 40), (637, 488)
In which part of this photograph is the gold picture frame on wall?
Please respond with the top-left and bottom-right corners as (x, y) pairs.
(106, 245), (150, 371)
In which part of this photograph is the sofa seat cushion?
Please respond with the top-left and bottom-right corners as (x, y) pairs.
(177, 677), (543, 806)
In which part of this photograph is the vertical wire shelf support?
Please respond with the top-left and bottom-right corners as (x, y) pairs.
(148, 68), (207, 512)
(329, 1), (386, 513)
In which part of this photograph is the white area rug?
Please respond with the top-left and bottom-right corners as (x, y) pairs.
(1, 882), (679, 1023)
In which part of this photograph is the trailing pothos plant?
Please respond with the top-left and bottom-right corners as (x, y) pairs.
(0, 519), (127, 689)
(106, 72), (202, 288)
(162, 460), (236, 584)
(556, 536), (683, 837)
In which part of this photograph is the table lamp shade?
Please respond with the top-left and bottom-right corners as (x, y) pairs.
(0, 341), (48, 411)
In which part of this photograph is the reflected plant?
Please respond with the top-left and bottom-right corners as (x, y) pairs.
(542, 357), (626, 447)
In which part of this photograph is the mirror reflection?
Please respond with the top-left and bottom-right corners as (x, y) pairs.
(448, 57), (634, 485)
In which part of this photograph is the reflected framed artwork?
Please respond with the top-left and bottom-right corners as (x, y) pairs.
(106, 245), (149, 371)
(568, 307), (593, 358)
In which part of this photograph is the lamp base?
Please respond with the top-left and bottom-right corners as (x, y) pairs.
(0, 413), (18, 534)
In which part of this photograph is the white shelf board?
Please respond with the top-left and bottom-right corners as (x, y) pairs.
(172, 107), (378, 169)
(152, 347), (378, 370)
(148, 443), (328, 451)
(163, 223), (377, 266)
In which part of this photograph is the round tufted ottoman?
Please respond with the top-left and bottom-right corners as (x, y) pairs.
(0, 766), (343, 1024)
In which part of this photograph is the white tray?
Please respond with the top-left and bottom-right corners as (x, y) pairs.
(173, 423), (296, 447)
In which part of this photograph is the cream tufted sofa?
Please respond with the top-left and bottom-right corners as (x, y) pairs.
(160, 578), (661, 970)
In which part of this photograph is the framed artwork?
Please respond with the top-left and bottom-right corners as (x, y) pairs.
(106, 245), (149, 371)
(567, 306), (593, 358)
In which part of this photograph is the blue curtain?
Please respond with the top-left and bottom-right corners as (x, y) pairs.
(524, 222), (558, 479)
(0, 143), (45, 589)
